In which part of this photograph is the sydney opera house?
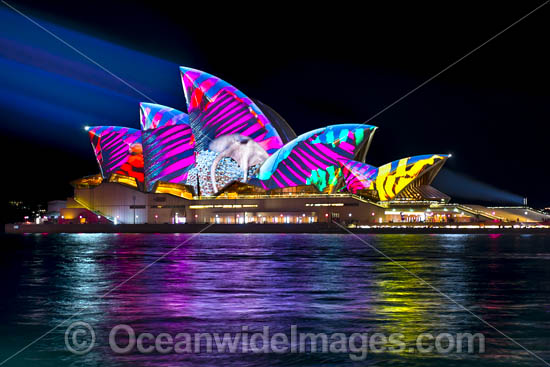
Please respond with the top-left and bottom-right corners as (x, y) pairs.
(57, 67), (549, 225)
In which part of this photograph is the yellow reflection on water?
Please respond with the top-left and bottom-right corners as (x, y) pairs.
(369, 235), (450, 355)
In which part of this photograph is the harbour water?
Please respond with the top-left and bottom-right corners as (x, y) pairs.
(0, 233), (549, 366)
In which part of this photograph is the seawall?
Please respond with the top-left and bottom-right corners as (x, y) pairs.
(5, 223), (550, 234)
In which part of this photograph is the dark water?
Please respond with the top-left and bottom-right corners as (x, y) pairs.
(1, 233), (549, 366)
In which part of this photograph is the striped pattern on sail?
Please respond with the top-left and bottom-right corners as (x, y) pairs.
(180, 67), (283, 154)
(252, 124), (376, 192)
(142, 123), (195, 192)
(374, 154), (449, 200)
(140, 103), (189, 131)
(88, 126), (143, 182)
(341, 160), (378, 193)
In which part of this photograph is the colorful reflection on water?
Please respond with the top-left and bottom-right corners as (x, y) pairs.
(0, 233), (549, 366)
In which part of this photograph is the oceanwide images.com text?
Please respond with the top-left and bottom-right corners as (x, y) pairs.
(65, 322), (485, 361)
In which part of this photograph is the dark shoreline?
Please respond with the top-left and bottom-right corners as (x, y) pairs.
(5, 223), (550, 235)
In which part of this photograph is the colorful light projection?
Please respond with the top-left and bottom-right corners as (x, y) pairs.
(88, 126), (144, 183)
(87, 67), (449, 198)
(252, 124), (376, 192)
(140, 103), (195, 192)
(185, 150), (261, 196)
(179, 67), (284, 154)
(140, 102), (189, 130)
(341, 160), (378, 193)
(372, 154), (449, 200)
(252, 99), (297, 144)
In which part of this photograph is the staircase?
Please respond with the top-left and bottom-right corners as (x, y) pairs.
(72, 197), (114, 223)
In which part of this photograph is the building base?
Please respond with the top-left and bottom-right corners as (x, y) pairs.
(5, 223), (550, 234)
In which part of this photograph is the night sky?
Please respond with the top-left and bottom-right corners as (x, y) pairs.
(2, 1), (548, 208)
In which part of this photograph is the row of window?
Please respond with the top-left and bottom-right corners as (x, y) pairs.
(129, 205), (186, 209)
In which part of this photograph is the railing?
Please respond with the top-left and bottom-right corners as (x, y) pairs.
(453, 204), (504, 221)
(192, 192), (387, 207)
